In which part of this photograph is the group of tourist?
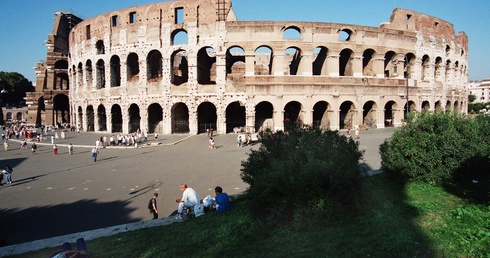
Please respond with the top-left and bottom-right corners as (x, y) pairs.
(149, 184), (232, 220)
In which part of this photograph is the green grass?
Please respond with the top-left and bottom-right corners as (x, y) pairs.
(16, 174), (490, 258)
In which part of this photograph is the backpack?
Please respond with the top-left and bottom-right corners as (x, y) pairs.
(148, 198), (153, 209)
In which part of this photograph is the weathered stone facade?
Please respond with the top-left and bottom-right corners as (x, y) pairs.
(26, 12), (82, 127)
(41, 0), (470, 133)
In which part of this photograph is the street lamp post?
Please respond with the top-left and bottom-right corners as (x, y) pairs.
(0, 79), (7, 125)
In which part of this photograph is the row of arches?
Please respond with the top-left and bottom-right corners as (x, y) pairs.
(75, 98), (463, 135)
(71, 44), (467, 91)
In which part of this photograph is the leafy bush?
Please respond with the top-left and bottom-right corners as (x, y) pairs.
(240, 122), (364, 225)
(380, 112), (489, 185)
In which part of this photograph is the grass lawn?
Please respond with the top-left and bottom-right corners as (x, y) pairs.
(15, 174), (490, 258)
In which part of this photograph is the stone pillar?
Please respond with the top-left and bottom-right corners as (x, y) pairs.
(331, 109), (340, 131)
(245, 54), (255, 76)
(299, 54), (312, 76)
(352, 55), (363, 77)
(373, 56), (385, 78)
(326, 55), (339, 77)
(106, 112), (112, 134)
(272, 54), (284, 76)
(189, 109), (198, 135)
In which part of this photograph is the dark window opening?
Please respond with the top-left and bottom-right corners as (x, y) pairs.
(129, 12), (136, 23)
(86, 25), (91, 40)
(112, 15), (118, 27)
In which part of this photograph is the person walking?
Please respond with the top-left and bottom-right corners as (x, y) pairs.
(4, 139), (9, 151)
(31, 142), (37, 154)
(68, 144), (74, 155)
(4, 165), (13, 184)
(149, 193), (159, 219)
(53, 144), (58, 155)
(91, 147), (99, 162)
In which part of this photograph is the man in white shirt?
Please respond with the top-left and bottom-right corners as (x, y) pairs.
(175, 184), (200, 220)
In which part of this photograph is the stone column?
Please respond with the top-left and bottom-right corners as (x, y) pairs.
(272, 54), (285, 76)
(326, 55), (339, 77)
(245, 54), (255, 76)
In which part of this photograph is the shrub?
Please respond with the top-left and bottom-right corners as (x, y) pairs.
(240, 122), (364, 225)
(380, 112), (489, 184)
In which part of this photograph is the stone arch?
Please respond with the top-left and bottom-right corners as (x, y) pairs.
(339, 101), (356, 129)
(404, 100), (416, 120)
(445, 100), (451, 111)
(384, 101), (397, 127)
(362, 100), (377, 129)
(254, 46), (273, 75)
(96, 40), (105, 54)
(339, 48), (354, 76)
(226, 46), (245, 76)
(86, 105), (95, 131)
(338, 28), (353, 41)
(148, 103), (163, 133)
(97, 105), (107, 131)
(171, 49), (189, 85)
(171, 29), (188, 45)
(85, 60), (93, 86)
(284, 101), (303, 123)
(96, 59), (105, 89)
(171, 102), (189, 134)
(127, 52), (139, 81)
(312, 46), (328, 76)
(147, 50), (162, 80)
(255, 101), (273, 132)
(422, 55), (430, 80)
(362, 49), (376, 76)
(77, 62), (83, 89)
(421, 101), (430, 112)
(284, 46), (302, 75)
(434, 56), (443, 82)
(404, 53), (416, 78)
(35, 97), (46, 127)
(110, 55), (121, 87)
(197, 102), (217, 133)
(53, 94), (70, 125)
(435, 100), (443, 112)
(77, 106), (83, 130)
(313, 101), (331, 130)
(128, 103), (141, 133)
(55, 60), (68, 69)
(197, 47), (217, 85)
(445, 60), (451, 83)
(111, 104), (123, 133)
(225, 101), (246, 133)
(283, 26), (301, 39)
(54, 72), (69, 90)
(384, 51), (397, 77)
(16, 112), (22, 121)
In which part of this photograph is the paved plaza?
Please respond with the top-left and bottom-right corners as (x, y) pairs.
(0, 127), (395, 252)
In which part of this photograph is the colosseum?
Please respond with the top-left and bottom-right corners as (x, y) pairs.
(26, 0), (469, 134)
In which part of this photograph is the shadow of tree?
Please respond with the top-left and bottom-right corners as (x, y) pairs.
(443, 155), (490, 204)
(0, 199), (139, 246)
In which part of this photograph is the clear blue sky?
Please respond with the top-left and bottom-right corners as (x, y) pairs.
(0, 0), (488, 83)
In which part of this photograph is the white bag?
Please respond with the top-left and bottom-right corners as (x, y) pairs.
(202, 195), (213, 208)
(194, 203), (205, 217)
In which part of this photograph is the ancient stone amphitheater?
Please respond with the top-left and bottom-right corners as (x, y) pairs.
(27, 0), (468, 134)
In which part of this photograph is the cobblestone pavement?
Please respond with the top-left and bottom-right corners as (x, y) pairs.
(0, 127), (395, 256)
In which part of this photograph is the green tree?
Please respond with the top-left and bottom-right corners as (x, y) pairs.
(468, 94), (476, 103)
(380, 111), (489, 184)
(0, 71), (35, 105)
(240, 122), (364, 225)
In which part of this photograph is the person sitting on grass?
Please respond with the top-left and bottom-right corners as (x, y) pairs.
(175, 183), (200, 220)
(214, 186), (232, 213)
